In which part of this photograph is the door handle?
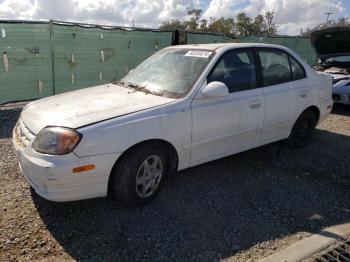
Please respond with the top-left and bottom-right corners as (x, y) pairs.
(249, 100), (261, 109)
(300, 90), (308, 98)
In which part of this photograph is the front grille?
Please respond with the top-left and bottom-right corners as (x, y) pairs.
(15, 120), (36, 148)
(307, 239), (350, 262)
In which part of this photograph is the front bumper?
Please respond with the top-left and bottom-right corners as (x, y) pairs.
(332, 93), (350, 105)
(12, 128), (118, 202)
(332, 78), (350, 105)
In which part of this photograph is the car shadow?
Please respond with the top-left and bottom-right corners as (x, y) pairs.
(0, 106), (22, 139)
(331, 103), (350, 117)
(31, 128), (350, 261)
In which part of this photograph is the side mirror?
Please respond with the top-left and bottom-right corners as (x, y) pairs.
(201, 81), (229, 98)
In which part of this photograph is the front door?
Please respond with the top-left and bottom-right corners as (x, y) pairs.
(190, 49), (265, 165)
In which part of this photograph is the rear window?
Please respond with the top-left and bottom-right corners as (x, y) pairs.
(289, 56), (306, 80)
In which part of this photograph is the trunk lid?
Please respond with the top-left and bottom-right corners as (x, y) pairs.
(311, 27), (350, 59)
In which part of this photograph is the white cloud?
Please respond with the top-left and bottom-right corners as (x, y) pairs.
(245, 0), (345, 34)
(127, 0), (201, 27)
(204, 0), (346, 34)
(0, 0), (37, 20)
(0, 0), (347, 34)
(204, 0), (246, 18)
(0, 0), (200, 28)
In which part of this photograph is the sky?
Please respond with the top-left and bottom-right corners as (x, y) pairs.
(0, 0), (349, 35)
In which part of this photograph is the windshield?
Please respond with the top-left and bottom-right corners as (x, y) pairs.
(119, 48), (214, 98)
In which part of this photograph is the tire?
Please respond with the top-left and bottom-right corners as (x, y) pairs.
(286, 109), (318, 148)
(110, 143), (167, 206)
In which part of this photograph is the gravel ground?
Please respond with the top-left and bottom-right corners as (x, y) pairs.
(1, 103), (350, 262)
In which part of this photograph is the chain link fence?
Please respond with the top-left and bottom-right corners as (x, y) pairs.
(0, 20), (317, 104)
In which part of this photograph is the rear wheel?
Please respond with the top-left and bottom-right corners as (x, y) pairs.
(110, 144), (167, 206)
(286, 109), (318, 148)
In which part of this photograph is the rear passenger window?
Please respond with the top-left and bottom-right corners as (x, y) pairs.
(289, 56), (306, 80)
(207, 50), (256, 93)
(258, 50), (292, 86)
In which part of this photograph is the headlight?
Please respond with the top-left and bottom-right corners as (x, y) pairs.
(32, 127), (82, 155)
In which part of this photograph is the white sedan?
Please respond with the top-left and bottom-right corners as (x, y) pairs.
(13, 43), (333, 206)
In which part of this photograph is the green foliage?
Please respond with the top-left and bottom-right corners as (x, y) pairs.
(159, 19), (187, 30)
(235, 12), (252, 36)
(207, 17), (235, 35)
(186, 9), (203, 31)
(159, 9), (276, 36)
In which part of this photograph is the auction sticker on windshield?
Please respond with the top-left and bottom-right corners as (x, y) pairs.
(185, 50), (212, 58)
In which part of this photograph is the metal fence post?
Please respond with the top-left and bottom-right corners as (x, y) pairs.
(129, 28), (133, 71)
(49, 19), (56, 95)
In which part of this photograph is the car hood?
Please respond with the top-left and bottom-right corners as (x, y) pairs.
(21, 84), (176, 134)
(311, 27), (350, 59)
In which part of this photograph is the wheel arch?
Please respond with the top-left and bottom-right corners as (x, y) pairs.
(305, 105), (320, 123)
(288, 105), (321, 137)
(107, 139), (179, 196)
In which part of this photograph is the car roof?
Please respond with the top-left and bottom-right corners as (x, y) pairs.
(166, 42), (287, 51)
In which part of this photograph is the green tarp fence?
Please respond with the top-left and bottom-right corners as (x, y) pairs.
(186, 34), (317, 66)
(0, 21), (173, 104)
(52, 26), (172, 95)
(187, 32), (233, 44)
(239, 35), (318, 66)
(0, 21), (318, 104)
(0, 23), (53, 104)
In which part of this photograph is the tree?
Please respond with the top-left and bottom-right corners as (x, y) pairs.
(186, 9), (203, 31)
(159, 19), (187, 30)
(159, 9), (203, 31)
(159, 9), (277, 37)
(207, 17), (235, 35)
(264, 11), (276, 35)
(252, 14), (265, 35)
(237, 11), (276, 36)
(235, 12), (253, 36)
(199, 18), (208, 31)
(337, 17), (348, 26)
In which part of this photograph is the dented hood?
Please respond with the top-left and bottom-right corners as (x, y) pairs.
(311, 27), (350, 58)
(21, 84), (175, 134)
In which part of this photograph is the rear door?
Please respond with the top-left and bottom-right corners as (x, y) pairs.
(257, 48), (299, 144)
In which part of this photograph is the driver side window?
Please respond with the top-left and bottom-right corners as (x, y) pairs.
(207, 49), (256, 93)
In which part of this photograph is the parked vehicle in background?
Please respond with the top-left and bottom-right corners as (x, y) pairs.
(312, 27), (350, 105)
(13, 43), (333, 206)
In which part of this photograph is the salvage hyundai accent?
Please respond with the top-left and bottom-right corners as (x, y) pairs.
(13, 43), (333, 206)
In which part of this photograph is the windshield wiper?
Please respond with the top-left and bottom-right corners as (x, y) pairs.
(114, 80), (164, 96)
(114, 80), (143, 89)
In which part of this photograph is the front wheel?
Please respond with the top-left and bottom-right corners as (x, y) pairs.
(110, 144), (167, 206)
(286, 109), (318, 148)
